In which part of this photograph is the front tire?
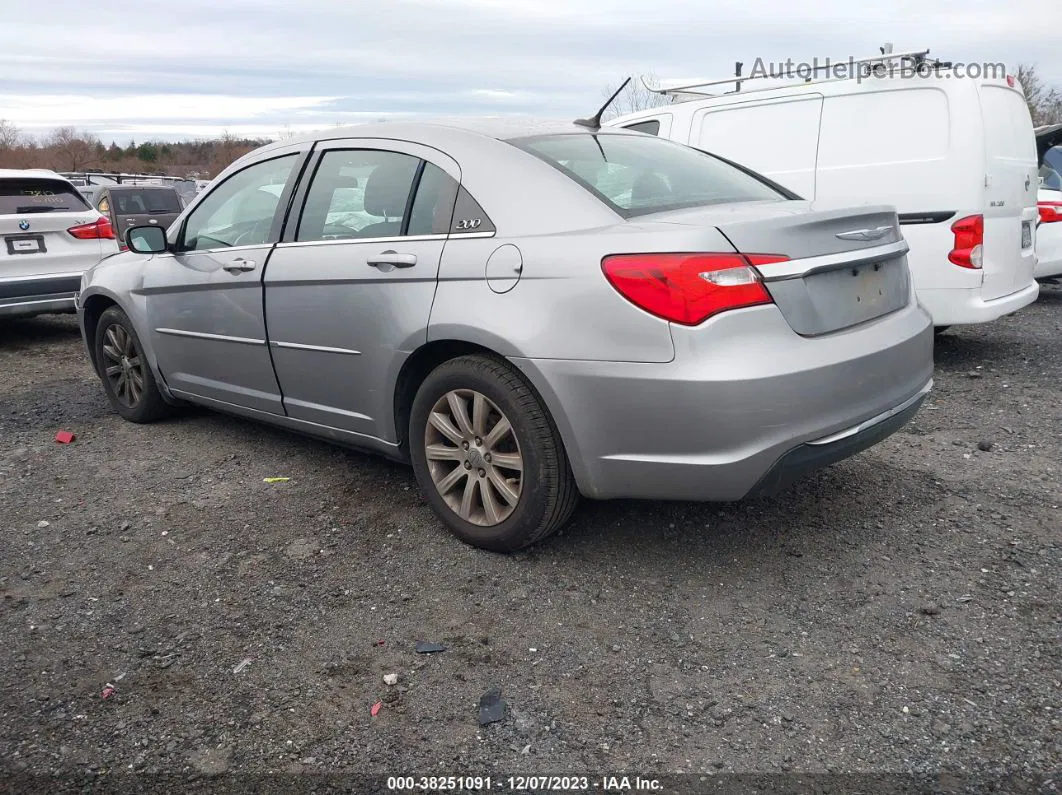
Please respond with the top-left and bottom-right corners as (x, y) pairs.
(94, 306), (172, 423)
(409, 355), (578, 552)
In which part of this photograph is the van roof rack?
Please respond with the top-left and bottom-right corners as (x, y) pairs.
(644, 45), (951, 99)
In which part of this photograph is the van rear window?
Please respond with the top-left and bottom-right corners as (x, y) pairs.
(512, 133), (783, 218)
(0, 178), (90, 215)
(981, 86), (1036, 162)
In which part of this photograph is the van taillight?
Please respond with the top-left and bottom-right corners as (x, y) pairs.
(1038, 202), (1062, 223)
(601, 252), (788, 325)
(68, 217), (115, 240)
(948, 215), (983, 269)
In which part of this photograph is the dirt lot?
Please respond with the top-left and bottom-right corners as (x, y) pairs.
(1, 290), (1059, 794)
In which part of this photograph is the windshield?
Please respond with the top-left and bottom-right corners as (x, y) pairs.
(512, 133), (784, 217)
(0, 178), (90, 215)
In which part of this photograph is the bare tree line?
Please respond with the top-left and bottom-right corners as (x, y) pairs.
(0, 123), (264, 177)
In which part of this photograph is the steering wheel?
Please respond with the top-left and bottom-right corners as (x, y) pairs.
(232, 217), (272, 247)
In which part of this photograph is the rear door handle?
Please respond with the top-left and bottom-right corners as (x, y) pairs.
(367, 250), (417, 269)
(223, 257), (256, 273)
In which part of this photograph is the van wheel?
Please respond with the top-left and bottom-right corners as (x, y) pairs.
(94, 306), (172, 423)
(408, 355), (578, 552)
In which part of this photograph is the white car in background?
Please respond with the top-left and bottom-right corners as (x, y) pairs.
(610, 50), (1040, 328)
(0, 169), (119, 319)
(1035, 123), (1062, 281)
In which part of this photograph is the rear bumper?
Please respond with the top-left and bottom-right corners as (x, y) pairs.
(0, 273), (82, 318)
(917, 281), (1039, 326)
(1034, 254), (1062, 279)
(514, 300), (934, 502)
(747, 385), (928, 497)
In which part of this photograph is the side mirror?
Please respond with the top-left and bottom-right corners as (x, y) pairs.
(126, 225), (168, 254)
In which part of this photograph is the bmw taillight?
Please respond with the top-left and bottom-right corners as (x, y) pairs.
(601, 252), (788, 326)
(67, 217), (115, 240)
(948, 215), (983, 269)
(1038, 202), (1062, 224)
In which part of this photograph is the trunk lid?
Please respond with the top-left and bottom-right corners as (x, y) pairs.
(645, 200), (911, 335)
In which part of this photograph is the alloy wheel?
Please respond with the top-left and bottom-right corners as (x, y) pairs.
(424, 389), (523, 526)
(101, 323), (144, 408)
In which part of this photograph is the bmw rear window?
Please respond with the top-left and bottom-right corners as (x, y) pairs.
(512, 133), (784, 218)
(0, 178), (90, 215)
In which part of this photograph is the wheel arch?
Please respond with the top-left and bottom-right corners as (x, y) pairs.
(392, 339), (589, 494)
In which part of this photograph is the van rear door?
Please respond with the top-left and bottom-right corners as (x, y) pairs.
(978, 81), (1038, 299)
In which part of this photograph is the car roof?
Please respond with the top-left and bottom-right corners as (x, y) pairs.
(0, 168), (71, 181)
(265, 118), (640, 151)
(103, 184), (179, 192)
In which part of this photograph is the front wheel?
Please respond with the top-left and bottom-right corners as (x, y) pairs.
(408, 355), (578, 552)
(94, 306), (172, 423)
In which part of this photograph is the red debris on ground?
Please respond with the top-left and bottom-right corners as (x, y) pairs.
(55, 431), (76, 444)
(370, 701), (382, 717)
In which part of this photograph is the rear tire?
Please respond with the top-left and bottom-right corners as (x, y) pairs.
(408, 354), (578, 552)
(94, 306), (172, 423)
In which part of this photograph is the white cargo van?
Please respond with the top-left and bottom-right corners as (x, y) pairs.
(609, 49), (1040, 327)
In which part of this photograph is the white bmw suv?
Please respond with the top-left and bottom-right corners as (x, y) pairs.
(1, 169), (119, 319)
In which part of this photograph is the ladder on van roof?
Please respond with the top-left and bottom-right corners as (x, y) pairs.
(644, 44), (951, 99)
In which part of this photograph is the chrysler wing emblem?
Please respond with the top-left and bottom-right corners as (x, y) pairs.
(18, 220), (30, 231)
(836, 225), (892, 242)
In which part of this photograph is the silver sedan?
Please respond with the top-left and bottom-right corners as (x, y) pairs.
(77, 120), (933, 551)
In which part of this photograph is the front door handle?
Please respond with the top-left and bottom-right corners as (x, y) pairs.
(367, 250), (416, 269)
(223, 257), (256, 273)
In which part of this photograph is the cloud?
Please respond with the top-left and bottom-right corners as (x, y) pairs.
(0, 0), (1057, 141)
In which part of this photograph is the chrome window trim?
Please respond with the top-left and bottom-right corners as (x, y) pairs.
(274, 230), (496, 250)
(154, 327), (265, 346)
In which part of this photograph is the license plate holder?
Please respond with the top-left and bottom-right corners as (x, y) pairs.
(5, 234), (46, 255)
(1022, 221), (1032, 249)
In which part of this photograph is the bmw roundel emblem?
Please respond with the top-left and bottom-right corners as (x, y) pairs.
(18, 220), (30, 231)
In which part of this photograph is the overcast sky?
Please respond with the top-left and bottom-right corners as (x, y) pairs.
(2, 0), (1058, 144)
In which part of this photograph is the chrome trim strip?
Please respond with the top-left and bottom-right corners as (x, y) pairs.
(270, 340), (362, 355)
(273, 231), (496, 249)
(758, 239), (909, 281)
(275, 234), (446, 249)
(0, 295), (76, 308)
(154, 327), (265, 346)
(0, 271), (85, 283)
(806, 379), (933, 447)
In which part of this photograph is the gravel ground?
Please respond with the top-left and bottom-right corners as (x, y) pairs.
(0, 289), (1059, 794)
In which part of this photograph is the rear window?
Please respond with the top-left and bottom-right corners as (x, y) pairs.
(0, 178), (89, 215)
(512, 133), (783, 217)
(112, 189), (182, 214)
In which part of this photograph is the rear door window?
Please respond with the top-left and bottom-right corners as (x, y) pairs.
(623, 119), (661, 136)
(115, 189), (182, 214)
(0, 178), (90, 215)
(513, 133), (783, 217)
(297, 149), (421, 242)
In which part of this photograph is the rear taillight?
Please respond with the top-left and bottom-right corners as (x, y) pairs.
(601, 252), (788, 326)
(67, 217), (115, 240)
(948, 215), (983, 269)
(1038, 202), (1062, 223)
